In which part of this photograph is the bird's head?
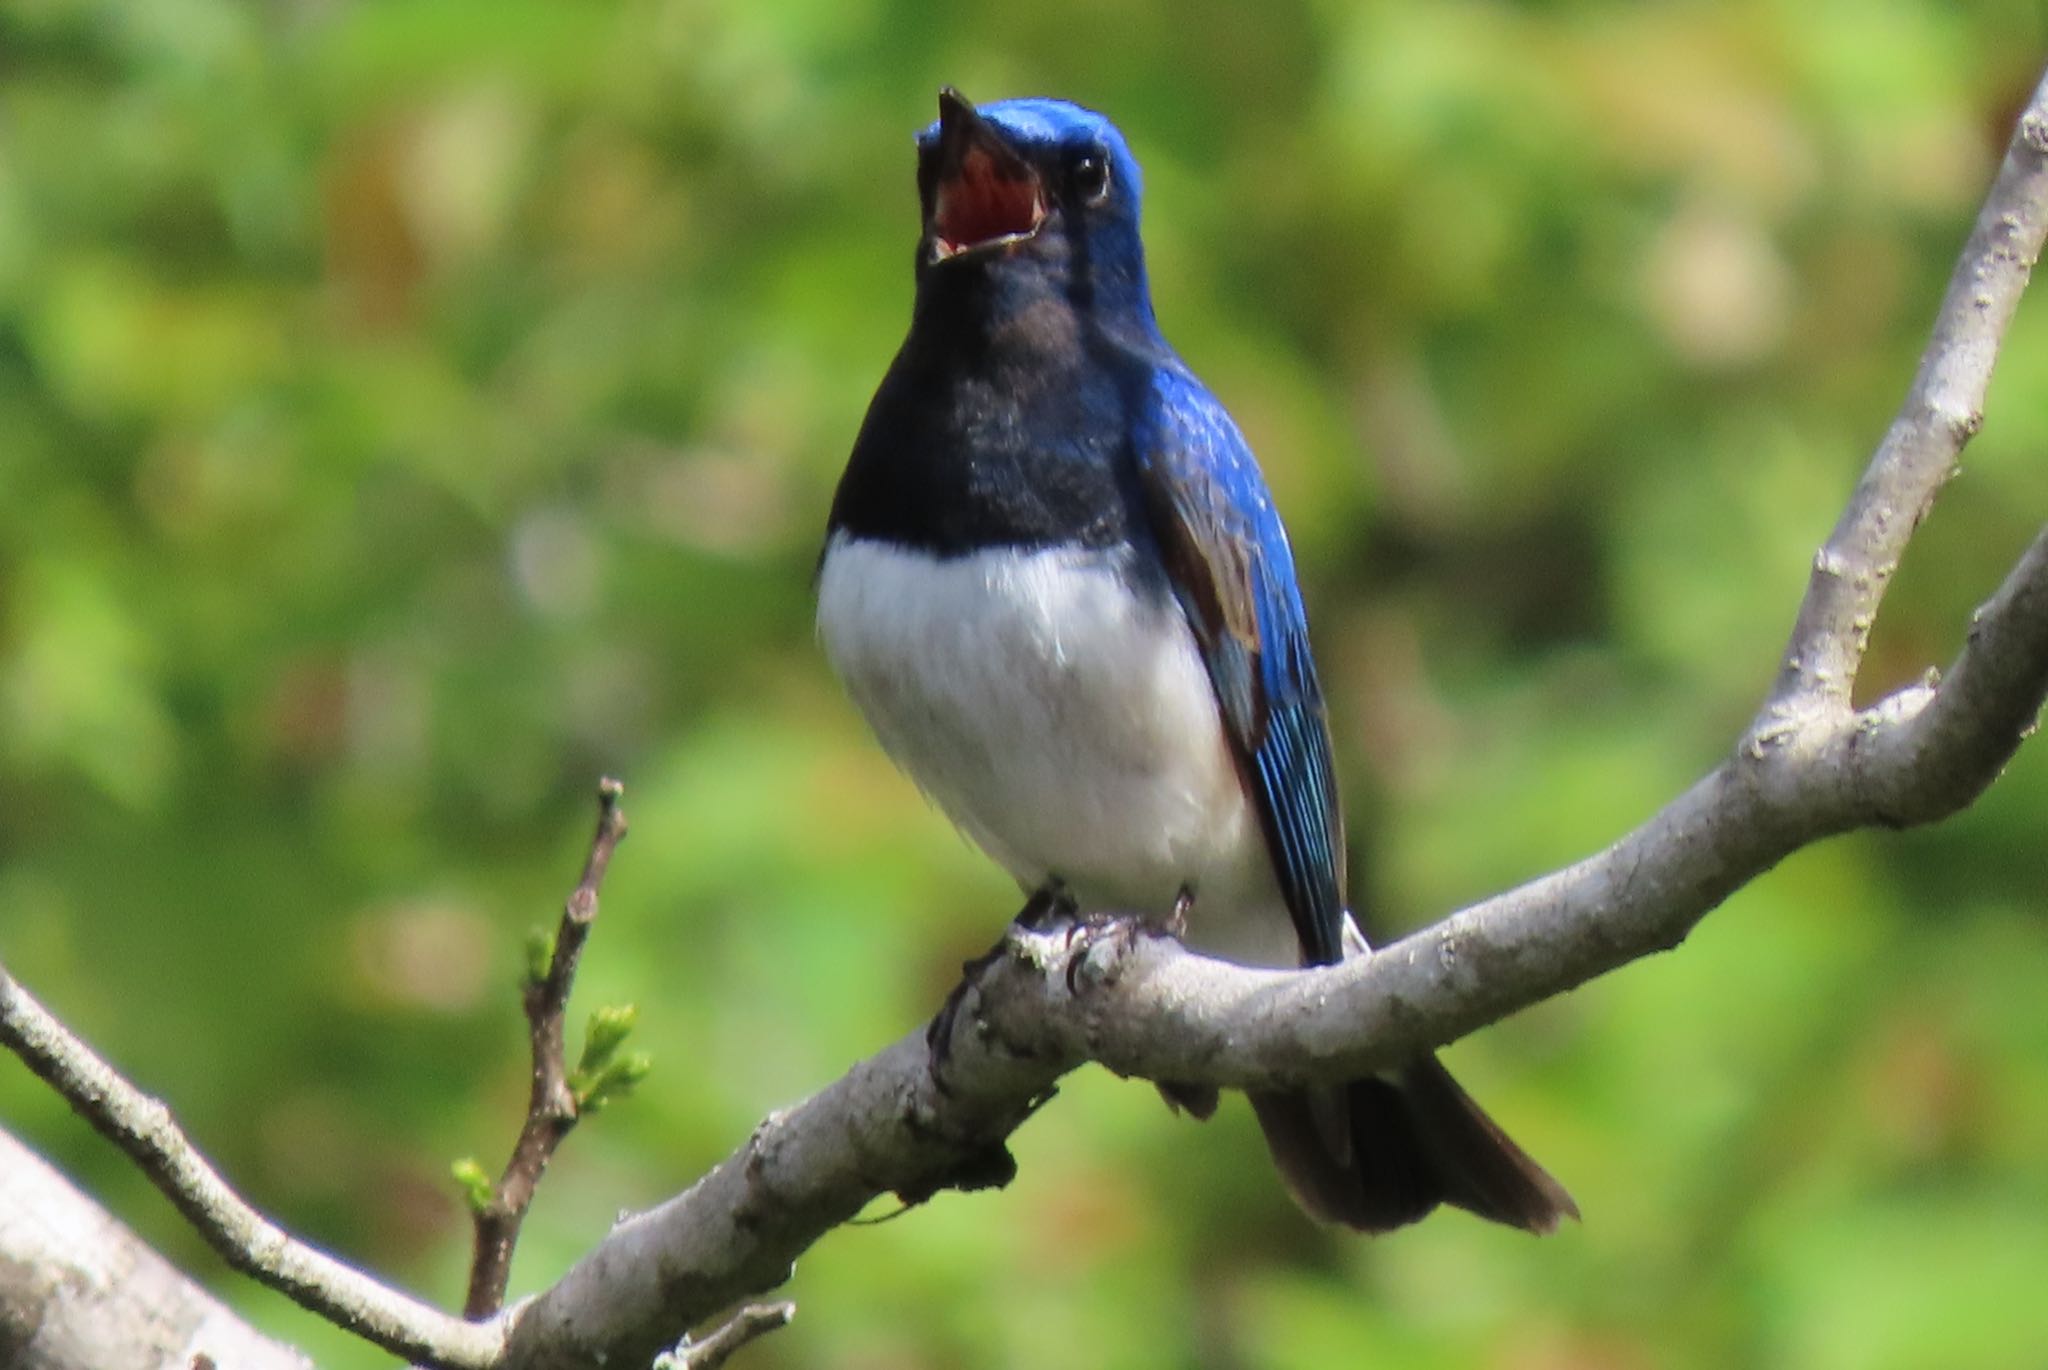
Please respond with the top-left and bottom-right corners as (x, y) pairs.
(912, 90), (1152, 325)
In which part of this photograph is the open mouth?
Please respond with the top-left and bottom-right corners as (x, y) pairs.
(930, 89), (1047, 261)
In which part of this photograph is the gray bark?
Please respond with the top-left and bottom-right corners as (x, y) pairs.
(5, 59), (2048, 1370)
(0, 1128), (312, 1370)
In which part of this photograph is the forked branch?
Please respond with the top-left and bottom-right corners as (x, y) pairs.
(3, 63), (2047, 1370)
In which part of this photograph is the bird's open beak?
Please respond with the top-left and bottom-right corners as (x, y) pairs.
(929, 88), (1047, 261)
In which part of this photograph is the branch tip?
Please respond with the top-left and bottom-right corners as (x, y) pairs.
(462, 776), (637, 1319)
(657, 1302), (797, 1370)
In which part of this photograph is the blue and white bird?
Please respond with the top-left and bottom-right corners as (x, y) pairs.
(817, 90), (1575, 1233)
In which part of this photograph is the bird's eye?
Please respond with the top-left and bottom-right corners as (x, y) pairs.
(1072, 153), (1111, 204)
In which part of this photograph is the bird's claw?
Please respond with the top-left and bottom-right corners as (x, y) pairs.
(1056, 887), (1192, 994)
(1061, 909), (1147, 994)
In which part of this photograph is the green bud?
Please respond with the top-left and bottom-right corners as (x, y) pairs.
(451, 1157), (497, 1213)
(576, 1051), (653, 1114)
(576, 1003), (639, 1076)
(524, 926), (557, 986)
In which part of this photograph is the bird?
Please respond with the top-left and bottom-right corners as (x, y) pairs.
(816, 88), (1577, 1234)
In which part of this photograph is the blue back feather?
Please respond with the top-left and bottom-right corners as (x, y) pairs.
(1134, 365), (1348, 966)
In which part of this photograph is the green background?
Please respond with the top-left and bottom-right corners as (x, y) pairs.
(6, 2), (2048, 1367)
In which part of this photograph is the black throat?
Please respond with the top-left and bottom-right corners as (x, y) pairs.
(827, 257), (1162, 559)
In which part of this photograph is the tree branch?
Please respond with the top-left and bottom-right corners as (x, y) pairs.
(464, 778), (631, 1319)
(0, 780), (638, 1367)
(1765, 85), (2048, 716)
(1844, 524), (2048, 824)
(494, 62), (2048, 1370)
(658, 1302), (796, 1370)
(5, 61), (2047, 1370)
(0, 1127), (314, 1370)
(0, 961), (507, 1368)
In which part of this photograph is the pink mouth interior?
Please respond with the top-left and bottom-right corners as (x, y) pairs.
(934, 146), (1044, 255)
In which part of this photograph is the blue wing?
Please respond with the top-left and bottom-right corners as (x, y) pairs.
(1133, 364), (1348, 967)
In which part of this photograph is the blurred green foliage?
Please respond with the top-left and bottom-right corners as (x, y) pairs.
(5, 2), (2048, 1367)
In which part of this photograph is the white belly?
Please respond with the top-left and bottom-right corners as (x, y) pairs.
(816, 534), (1298, 967)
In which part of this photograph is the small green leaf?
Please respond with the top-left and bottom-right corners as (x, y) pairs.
(451, 1157), (497, 1213)
(576, 1002), (638, 1077)
(576, 1051), (653, 1114)
(524, 926), (556, 986)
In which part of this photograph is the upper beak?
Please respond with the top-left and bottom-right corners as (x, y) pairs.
(929, 87), (1047, 261)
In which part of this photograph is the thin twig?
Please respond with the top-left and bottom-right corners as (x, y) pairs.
(464, 778), (630, 1319)
(11, 66), (2048, 1370)
(658, 1302), (796, 1370)
(0, 963), (505, 1370)
(1763, 78), (2048, 719)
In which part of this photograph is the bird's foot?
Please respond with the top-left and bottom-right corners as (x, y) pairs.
(1148, 887), (1218, 1117)
(1017, 880), (1078, 932)
(1057, 887), (1191, 995)
(1060, 908), (1152, 995)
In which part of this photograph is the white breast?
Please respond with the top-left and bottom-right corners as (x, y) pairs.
(817, 533), (1297, 967)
